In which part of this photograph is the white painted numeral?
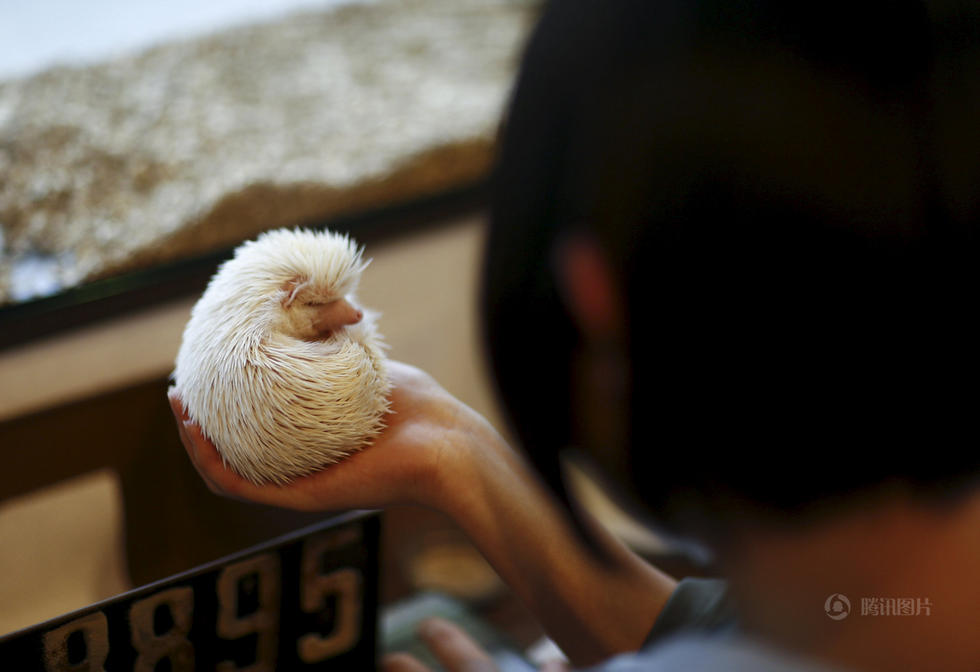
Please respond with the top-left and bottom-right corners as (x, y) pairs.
(216, 553), (280, 672)
(43, 612), (109, 672)
(129, 587), (195, 672)
(296, 532), (362, 663)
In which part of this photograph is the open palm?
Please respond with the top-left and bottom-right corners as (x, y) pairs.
(168, 360), (478, 513)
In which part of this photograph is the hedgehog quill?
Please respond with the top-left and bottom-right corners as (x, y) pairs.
(172, 228), (390, 485)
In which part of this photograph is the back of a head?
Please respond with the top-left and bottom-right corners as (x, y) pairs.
(482, 0), (980, 538)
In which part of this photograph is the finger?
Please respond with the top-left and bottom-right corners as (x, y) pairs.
(180, 418), (221, 467)
(166, 387), (188, 421)
(167, 391), (197, 456)
(174, 420), (227, 495)
(170, 403), (199, 464)
(173, 418), (324, 509)
(165, 390), (308, 506)
(178, 420), (255, 497)
(418, 618), (498, 672)
(166, 389), (362, 511)
(167, 388), (202, 463)
(165, 392), (233, 495)
(381, 653), (433, 672)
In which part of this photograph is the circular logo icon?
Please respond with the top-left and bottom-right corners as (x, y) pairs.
(824, 593), (851, 620)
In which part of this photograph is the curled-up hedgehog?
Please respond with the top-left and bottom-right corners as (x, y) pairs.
(172, 228), (390, 484)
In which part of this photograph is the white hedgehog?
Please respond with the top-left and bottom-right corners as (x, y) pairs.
(172, 228), (390, 484)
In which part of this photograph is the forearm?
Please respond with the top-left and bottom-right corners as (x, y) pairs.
(418, 406), (676, 667)
(172, 361), (673, 665)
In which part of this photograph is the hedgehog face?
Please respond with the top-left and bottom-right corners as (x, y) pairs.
(277, 276), (363, 341)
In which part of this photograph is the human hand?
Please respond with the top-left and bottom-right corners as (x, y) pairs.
(382, 618), (569, 672)
(168, 360), (495, 512)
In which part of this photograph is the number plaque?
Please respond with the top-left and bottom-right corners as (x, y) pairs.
(0, 511), (380, 671)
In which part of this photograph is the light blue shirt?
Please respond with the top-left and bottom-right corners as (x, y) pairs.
(589, 634), (849, 671)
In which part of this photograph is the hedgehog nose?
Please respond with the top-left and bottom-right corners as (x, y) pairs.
(313, 298), (363, 335)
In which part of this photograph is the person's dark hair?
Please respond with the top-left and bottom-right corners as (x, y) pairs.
(481, 0), (980, 541)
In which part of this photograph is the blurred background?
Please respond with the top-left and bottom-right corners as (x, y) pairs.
(0, 0), (360, 80)
(0, 0), (684, 655)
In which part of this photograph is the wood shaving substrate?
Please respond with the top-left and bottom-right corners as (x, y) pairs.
(0, 0), (538, 305)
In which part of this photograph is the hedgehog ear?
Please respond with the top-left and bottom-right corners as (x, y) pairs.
(281, 277), (310, 308)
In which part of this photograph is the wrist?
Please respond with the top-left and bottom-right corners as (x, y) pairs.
(415, 403), (512, 517)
